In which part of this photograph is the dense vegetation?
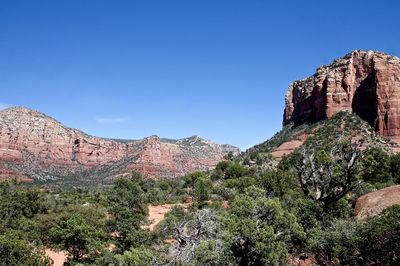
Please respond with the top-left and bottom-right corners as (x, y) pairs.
(2, 112), (400, 265)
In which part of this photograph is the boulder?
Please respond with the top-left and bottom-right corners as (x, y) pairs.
(354, 185), (400, 220)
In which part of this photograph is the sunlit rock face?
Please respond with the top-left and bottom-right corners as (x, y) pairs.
(0, 107), (239, 182)
(355, 185), (400, 221)
(284, 50), (400, 143)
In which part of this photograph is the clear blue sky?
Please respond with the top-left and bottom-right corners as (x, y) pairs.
(1, 1), (399, 149)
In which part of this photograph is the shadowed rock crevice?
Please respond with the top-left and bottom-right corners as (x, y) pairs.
(352, 71), (378, 129)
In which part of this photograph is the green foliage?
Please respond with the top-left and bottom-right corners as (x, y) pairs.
(243, 151), (274, 167)
(362, 147), (392, 183)
(256, 169), (300, 198)
(193, 239), (232, 266)
(223, 176), (257, 194)
(156, 206), (187, 234)
(114, 246), (154, 266)
(224, 195), (305, 265)
(0, 230), (52, 266)
(215, 161), (248, 179)
(359, 205), (400, 264)
(33, 203), (107, 248)
(50, 214), (105, 262)
(311, 205), (400, 265)
(290, 197), (322, 232)
(390, 153), (400, 183)
(193, 177), (213, 204)
(354, 182), (376, 198)
(146, 177), (187, 204)
(0, 182), (49, 227)
(184, 171), (208, 188)
(95, 246), (154, 266)
(289, 141), (363, 208)
(310, 219), (361, 265)
(107, 176), (148, 248)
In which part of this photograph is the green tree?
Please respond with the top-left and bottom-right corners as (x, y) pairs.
(184, 171), (208, 188)
(50, 214), (105, 262)
(390, 153), (400, 183)
(114, 246), (154, 266)
(155, 206), (187, 239)
(193, 239), (232, 266)
(291, 141), (362, 209)
(107, 177), (148, 250)
(0, 182), (49, 227)
(310, 219), (361, 265)
(94, 246), (154, 266)
(224, 195), (305, 265)
(257, 169), (300, 198)
(0, 230), (52, 266)
(215, 161), (248, 179)
(34, 202), (107, 247)
(362, 147), (392, 184)
(193, 177), (213, 204)
(224, 176), (256, 194)
(170, 208), (230, 265)
(359, 205), (400, 264)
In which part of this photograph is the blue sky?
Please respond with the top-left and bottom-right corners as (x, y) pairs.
(1, 0), (399, 150)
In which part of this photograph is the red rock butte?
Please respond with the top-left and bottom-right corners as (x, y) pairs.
(0, 107), (239, 182)
(284, 50), (400, 144)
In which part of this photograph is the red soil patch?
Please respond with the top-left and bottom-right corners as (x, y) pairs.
(288, 254), (316, 266)
(144, 203), (189, 231)
(271, 133), (309, 160)
(45, 249), (67, 266)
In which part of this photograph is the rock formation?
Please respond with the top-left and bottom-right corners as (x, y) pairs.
(354, 185), (400, 221)
(284, 50), (400, 144)
(0, 107), (239, 182)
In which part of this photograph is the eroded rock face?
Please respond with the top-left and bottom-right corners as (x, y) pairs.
(354, 185), (400, 221)
(0, 107), (239, 182)
(284, 50), (400, 143)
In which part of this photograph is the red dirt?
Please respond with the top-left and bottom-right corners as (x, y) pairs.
(271, 133), (309, 160)
(144, 203), (189, 231)
(45, 249), (67, 266)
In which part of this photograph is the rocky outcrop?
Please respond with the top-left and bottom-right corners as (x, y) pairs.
(284, 50), (400, 144)
(354, 185), (400, 221)
(0, 107), (239, 182)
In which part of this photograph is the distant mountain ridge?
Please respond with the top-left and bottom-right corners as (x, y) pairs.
(0, 107), (239, 184)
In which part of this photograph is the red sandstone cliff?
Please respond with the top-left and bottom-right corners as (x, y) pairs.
(284, 50), (400, 143)
(0, 107), (239, 182)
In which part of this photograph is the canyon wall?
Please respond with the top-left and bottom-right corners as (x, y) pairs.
(0, 107), (239, 181)
(284, 50), (400, 143)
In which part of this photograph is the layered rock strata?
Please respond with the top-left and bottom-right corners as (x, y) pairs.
(0, 107), (239, 181)
(284, 50), (400, 143)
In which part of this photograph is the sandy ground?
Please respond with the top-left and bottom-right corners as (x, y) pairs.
(145, 203), (189, 231)
(45, 249), (68, 266)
